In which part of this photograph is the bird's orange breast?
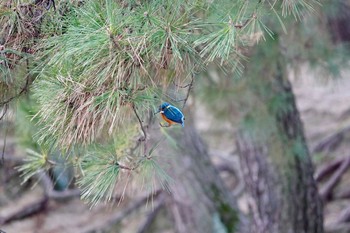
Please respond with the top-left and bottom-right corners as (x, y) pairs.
(161, 113), (175, 125)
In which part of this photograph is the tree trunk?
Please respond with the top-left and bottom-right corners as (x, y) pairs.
(236, 38), (323, 233)
(156, 111), (245, 233)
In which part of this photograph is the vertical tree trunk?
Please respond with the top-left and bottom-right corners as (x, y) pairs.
(236, 39), (323, 233)
(156, 111), (244, 233)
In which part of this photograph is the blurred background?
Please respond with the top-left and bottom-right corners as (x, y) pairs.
(1, 0), (350, 233)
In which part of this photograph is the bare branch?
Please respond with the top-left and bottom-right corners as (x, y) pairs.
(319, 157), (350, 201)
(1, 120), (8, 165)
(132, 104), (147, 141)
(314, 157), (347, 182)
(0, 104), (8, 121)
(231, 13), (257, 29)
(172, 80), (191, 89)
(0, 75), (30, 107)
(312, 125), (350, 153)
(118, 163), (133, 171)
(0, 194), (48, 225)
(182, 74), (194, 109)
(0, 171), (80, 225)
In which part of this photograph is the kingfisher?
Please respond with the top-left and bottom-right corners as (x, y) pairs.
(155, 102), (185, 127)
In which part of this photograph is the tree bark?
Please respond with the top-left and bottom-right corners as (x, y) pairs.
(236, 39), (323, 233)
(155, 111), (245, 233)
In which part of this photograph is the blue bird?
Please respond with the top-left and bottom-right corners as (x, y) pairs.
(155, 102), (185, 127)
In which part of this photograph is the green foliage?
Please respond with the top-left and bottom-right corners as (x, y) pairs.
(78, 147), (120, 207)
(73, 127), (136, 205)
(32, 71), (154, 146)
(0, 49), (28, 84)
(0, 1), (35, 93)
(15, 98), (41, 150)
(281, 0), (320, 19)
(0, 0), (36, 47)
(137, 157), (173, 193)
(76, 132), (173, 205)
(17, 148), (52, 184)
(31, 0), (323, 148)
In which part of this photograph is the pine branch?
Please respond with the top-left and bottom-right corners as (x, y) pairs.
(0, 75), (30, 107)
(319, 157), (350, 201)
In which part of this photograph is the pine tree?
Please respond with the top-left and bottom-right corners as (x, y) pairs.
(0, 0), (326, 232)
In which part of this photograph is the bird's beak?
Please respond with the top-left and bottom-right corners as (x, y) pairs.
(154, 109), (163, 115)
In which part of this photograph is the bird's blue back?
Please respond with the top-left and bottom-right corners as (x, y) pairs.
(164, 105), (185, 127)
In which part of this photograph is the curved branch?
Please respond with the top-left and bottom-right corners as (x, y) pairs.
(181, 74), (194, 109)
(314, 157), (347, 182)
(319, 157), (350, 201)
(0, 75), (30, 107)
(132, 104), (147, 141)
(312, 125), (350, 153)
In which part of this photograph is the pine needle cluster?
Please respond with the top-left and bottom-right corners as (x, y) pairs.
(33, 0), (320, 146)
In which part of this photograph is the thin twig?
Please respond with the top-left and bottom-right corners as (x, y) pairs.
(314, 157), (346, 182)
(118, 163), (133, 171)
(46, 0), (56, 10)
(312, 125), (350, 153)
(232, 13), (257, 29)
(173, 80), (191, 88)
(132, 104), (146, 141)
(319, 157), (350, 201)
(0, 104), (8, 121)
(1, 121), (8, 165)
(182, 74), (194, 109)
(0, 75), (30, 107)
